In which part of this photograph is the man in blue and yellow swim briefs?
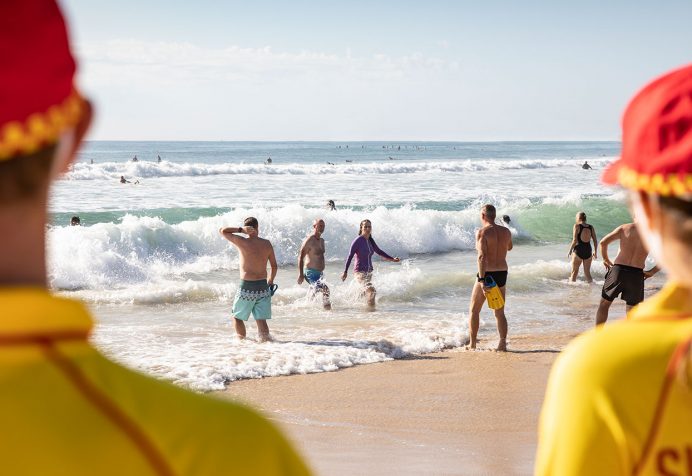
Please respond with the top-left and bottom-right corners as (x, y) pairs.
(298, 219), (332, 309)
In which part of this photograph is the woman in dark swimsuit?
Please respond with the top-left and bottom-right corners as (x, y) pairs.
(568, 211), (598, 282)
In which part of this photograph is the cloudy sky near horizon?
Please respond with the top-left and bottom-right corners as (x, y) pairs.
(61, 0), (692, 141)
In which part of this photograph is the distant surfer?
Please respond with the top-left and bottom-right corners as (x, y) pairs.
(468, 204), (513, 351)
(502, 215), (511, 225)
(157, 155), (161, 163)
(582, 161), (592, 170)
(265, 157), (272, 165)
(70, 216), (80, 226)
(298, 219), (331, 310)
(326, 200), (336, 211)
(132, 155), (138, 162)
(220, 217), (277, 342)
(342, 219), (400, 309)
(119, 176), (130, 184)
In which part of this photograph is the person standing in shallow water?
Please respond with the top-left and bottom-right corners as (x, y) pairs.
(595, 222), (659, 325)
(220, 217), (278, 342)
(568, 211), (597, 283)
(342, 219), (400, 308)
(298, 219), (331, 310)
(467, 204), (513, 351)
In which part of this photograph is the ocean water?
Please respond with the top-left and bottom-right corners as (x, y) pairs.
(48, 141), (664, 391)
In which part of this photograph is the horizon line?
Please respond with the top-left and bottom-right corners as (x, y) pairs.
(85, 138), (621, 143)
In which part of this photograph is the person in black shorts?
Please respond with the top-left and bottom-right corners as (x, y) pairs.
(568, 212), (598, 283)
(601, 264), (645, 306)
(595, 223), (659, 325)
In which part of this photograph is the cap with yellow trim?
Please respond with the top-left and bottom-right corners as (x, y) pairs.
(602, 64), (692, 198)
(0, 0), (86, 162)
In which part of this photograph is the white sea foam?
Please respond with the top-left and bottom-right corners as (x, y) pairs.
(64, 157), (616, 181)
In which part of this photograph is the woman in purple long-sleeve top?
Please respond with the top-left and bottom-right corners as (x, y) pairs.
(341, 219), (400, 308)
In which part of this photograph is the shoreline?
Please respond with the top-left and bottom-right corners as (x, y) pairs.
(217, 338), (570, 475)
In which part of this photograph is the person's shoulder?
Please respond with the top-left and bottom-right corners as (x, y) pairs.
(92, 353), (309, 473)
(555, 319), (687, 389)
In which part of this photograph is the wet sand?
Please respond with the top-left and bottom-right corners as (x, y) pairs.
(218, 336), (569, 475)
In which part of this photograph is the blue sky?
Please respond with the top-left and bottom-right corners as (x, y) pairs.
(61, 0), (692, 141)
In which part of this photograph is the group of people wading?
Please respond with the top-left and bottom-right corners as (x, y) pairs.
(221, 204), (512, 351)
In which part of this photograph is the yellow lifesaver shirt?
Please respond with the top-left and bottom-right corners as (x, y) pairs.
(535, 282), (692, 476)
(0, 289), (311, 475)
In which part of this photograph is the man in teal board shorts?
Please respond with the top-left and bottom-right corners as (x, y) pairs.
(220, 217), (278, 342)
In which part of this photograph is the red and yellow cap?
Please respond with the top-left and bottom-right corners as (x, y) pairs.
(602, 64), (692, 198)
(0, 0), (86, 162)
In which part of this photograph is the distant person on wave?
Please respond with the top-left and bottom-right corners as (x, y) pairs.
(298, 219), (331, 310)
(70, 216), (80, 226)
(568, 211), (598, 283)
(596, 222), (659, 325)
(502, 214), (511, 225)
(326, 199), (336, 211)
(157, 155), (161, 163)
(265, 157), (272, 165)
(341, 219), (400, 308)
(468, 204), (513, 351)
(582, 161), (592, 169)
(131, 155), (138, 162)
(220, 217), (278, 342)
(119, 175), (130, 184)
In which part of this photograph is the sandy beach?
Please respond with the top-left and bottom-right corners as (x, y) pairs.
(219, 334), (574, 476)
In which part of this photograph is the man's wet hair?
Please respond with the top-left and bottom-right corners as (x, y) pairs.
(482, 204), (496, 220)
(244, 217), (259, 228)
(577, 211), (587, 221)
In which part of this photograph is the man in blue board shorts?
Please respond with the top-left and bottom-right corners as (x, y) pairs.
(298, 219), (332, 309)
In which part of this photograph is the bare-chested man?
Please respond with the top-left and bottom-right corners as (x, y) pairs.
(220, 217), (278, 342)
(297, 219), (331, 309)
(468, 204), (513, 351)
(595, 223), (659, 325)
